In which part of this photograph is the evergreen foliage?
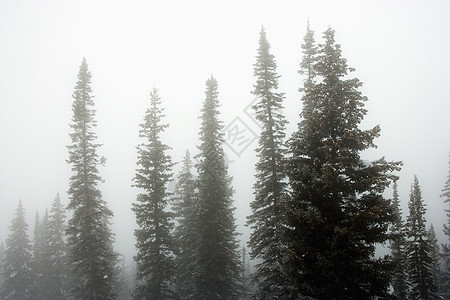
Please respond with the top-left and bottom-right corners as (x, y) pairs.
(32, 211), (43, 297)
(441, 152), (450, 298)
(66, 58), (118, 299)
(246, 26), (289, 299)
(285, 27), (402, 299)
(1, 201), (34, 300)
(405, 176), (439, 299)
(390, 181), (408, 299)
(193, 76), (240, 299)
(299, 20), (318, 87)
(42, 193), (68, 299)
(173, 150), (197, 299)
(132, 88), (176, 299)
(428, 224), (441, 297)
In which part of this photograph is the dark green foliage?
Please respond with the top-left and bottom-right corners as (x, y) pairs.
(193, 76), (240, 299)
(1, 201), (34, 299)
(66, 58), (118, 299)
(173, 150), (197, 298)
(441, 152), (450, 297)
(405, 176), (439, 299)
(390, 182), (408, 300)
(285, 27), (402, 299)
(246, 26), (289, 298)
(132, 88), (176, 299)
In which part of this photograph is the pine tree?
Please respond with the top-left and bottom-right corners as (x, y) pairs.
(299, 20), (318, 87)
(441, 152), (450, 297)
(41, 193), (68, 299)
(193, 76), (240, 299)
(428, 224), (441, 297)
(39, 210), (58, 299)
(405, 176), (439, 299)
(1, 201), (34, 299)
(132, 88), (176, 299)
(66, 58), (118, 299)
(246, 26), (289, 299)
(173, 150), (197, 299)
(116, 254), (130, 300)
(32, 211), (43, 297)
(390, 181), (408, 299)
(238, 246), (253, 300)
(285, 27), (402, 299)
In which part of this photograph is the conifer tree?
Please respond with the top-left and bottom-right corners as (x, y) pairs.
(405, 176), (439, 299)
(238, 246), (253, 300)
(285, 27), (402, 299)
(246, 26), (289, 298)
(441, 152), (450, 298)
(132, 88), (176, 299)
(42, 193), (68, 299)
(390, 181), (408, 300)
(32, 211), (43, 297)
(299, 20), (317, 87)
(1, 201), (34, 299)
(428, 224), (441, 296)
(173, 150), (197, 298)
(193, 76), (240, 299)
(66, 58), (118, 299)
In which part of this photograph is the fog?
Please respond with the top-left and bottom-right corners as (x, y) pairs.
(1, 0), (449, 264)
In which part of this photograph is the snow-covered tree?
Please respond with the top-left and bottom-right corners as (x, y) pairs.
(173, 150), (197, 298)
(1, 201), (34, 299)
(132, 88), (176, 299)
(246, 26), (289, 299)
(405, 176), (439, 299)
(441, 152), (450, 297)
(390, 181), (408, 299)
(66, 58), (118, 299)
(285, 27), (402, 299)
(193, 76), (240, 299)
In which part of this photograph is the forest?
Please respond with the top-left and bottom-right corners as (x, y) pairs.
(1, 23), (450, 300)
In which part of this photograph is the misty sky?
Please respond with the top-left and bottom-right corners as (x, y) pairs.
(1, 0), (449, 261)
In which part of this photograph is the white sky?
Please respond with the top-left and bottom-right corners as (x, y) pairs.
(1, 0), (449, 261)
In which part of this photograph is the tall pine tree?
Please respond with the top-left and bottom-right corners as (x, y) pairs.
(173, 150), (197, 299)
(193, 76), (240, 299)
(246, 26), (289, 299)
(1, 201), (34, 299)
(405, 176), (439, 300)
(441, 152), (450, 298)
(132, 88), (176, 299)
(66, 58), (118, 299)
(285, 27), (402, 299)
(390, 181), (408, 300)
